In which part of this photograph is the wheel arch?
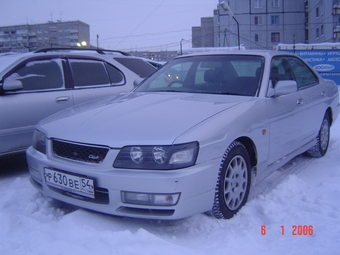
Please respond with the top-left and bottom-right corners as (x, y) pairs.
(326, 107), (333, 126)
(235, 136), (257, 168)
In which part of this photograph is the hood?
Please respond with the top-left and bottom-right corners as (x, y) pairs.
(39, 92), (248, 147)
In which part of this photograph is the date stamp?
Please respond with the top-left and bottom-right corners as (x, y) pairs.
(261, 225), (314, 236)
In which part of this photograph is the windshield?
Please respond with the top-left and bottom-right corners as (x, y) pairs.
(135, 55), (264, 96)
(114, 57), (156, 78)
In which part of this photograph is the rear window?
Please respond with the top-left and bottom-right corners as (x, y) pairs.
(114, 58), (156, 78)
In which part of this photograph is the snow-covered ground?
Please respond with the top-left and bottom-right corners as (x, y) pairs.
(0, 119), (339, 255)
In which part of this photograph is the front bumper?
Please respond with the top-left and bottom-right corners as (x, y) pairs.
(26, 146), (220, 220)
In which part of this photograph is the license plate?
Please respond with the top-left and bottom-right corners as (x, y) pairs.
(44, 168), (95, 199)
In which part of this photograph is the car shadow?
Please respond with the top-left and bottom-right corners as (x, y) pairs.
(0, 152), (29, 176)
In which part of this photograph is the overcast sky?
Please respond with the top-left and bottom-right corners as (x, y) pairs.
(1, 0), (218, 52)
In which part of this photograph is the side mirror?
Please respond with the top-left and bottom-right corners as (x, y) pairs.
(268, 80), (297, 97)
(3, 73), (23, 91)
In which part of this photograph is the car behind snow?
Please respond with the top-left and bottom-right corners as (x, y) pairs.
(26, 50), (339, 220)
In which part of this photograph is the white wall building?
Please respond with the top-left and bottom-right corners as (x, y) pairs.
(0, 20), (90, 52)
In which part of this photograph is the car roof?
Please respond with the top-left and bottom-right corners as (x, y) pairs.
(0, 48), (147, 61)
(34, 47), (130, 56)
(0, 48), (156, 77)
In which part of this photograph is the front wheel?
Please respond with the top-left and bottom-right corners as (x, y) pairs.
(306, 112), (331, 158)
(212, 141), (251, 219)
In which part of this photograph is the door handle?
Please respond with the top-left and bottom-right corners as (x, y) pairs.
(56, 96), (69, 103)
(296, 98), (304, 105)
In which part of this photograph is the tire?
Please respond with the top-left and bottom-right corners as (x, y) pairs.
(213, 141), (251, 219)
(306, 112), (330, 158)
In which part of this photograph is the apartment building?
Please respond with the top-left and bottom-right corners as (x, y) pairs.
(0, 20), (90, 53)
(308, 0), (340, 43)
(193, 0), (340, 50)
(192, 17), (215, 48)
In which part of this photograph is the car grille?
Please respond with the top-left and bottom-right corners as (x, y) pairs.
(52, 139), (109, 164)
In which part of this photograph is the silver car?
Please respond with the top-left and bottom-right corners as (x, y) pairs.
(0, 48), (156, 156)
(26, 51), (339, 220)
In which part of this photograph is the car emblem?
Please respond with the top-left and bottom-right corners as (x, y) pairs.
(89, 154), (100, 160)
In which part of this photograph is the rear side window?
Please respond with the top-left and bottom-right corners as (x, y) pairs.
(70, 59), (124, 87)
(286, 57), (318, 88)
(105, 63), (125, 84)
(8, 59), (64, 91)
(114, 58), (156, 78)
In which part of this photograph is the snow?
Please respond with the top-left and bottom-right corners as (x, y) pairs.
(277, 42), (340, 50)
(1, 119), (339, 255)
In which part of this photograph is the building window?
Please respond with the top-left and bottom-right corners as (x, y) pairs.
(316, 28), (320, 39)
(255, 34), (263, 42)
(271, 15), (280, 25)
(321, 25), (324, 36)
(271, 32), (280, 42)
(255, 16), (263, 25)
(271, 0), (279, 7)
(316, 7), (319, 18)
(255, 0), (263, 8)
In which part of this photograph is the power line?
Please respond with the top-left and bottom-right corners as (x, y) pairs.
(114, 0), (167, 48)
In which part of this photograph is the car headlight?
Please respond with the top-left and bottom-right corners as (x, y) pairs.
(32, 129), (47, 154)
(113, 142), (199, 170)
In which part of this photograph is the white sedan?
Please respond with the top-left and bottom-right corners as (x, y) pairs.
(26, 51), (339, 220)
(0, 49), (156, 157)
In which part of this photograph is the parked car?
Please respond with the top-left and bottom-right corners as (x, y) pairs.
(27, 50), (339, 220)
(143, 59), (166, 69)
(0, 48), (156, 156)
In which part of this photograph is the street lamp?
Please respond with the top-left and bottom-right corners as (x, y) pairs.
(180, 39), (184, 55)
(219, 1), (240, 50)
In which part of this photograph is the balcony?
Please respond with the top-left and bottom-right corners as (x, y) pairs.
(333, 4), (340, 15)
(334, 25), (340, 33)
(334, 24), (340, 39)
(0, 38), (10, 42)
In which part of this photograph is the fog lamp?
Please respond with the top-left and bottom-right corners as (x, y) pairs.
(122, 191), (180, 206)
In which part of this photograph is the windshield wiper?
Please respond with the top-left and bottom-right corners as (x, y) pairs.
(211, 91), (243, 96)
(158, 89), (188, 93)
